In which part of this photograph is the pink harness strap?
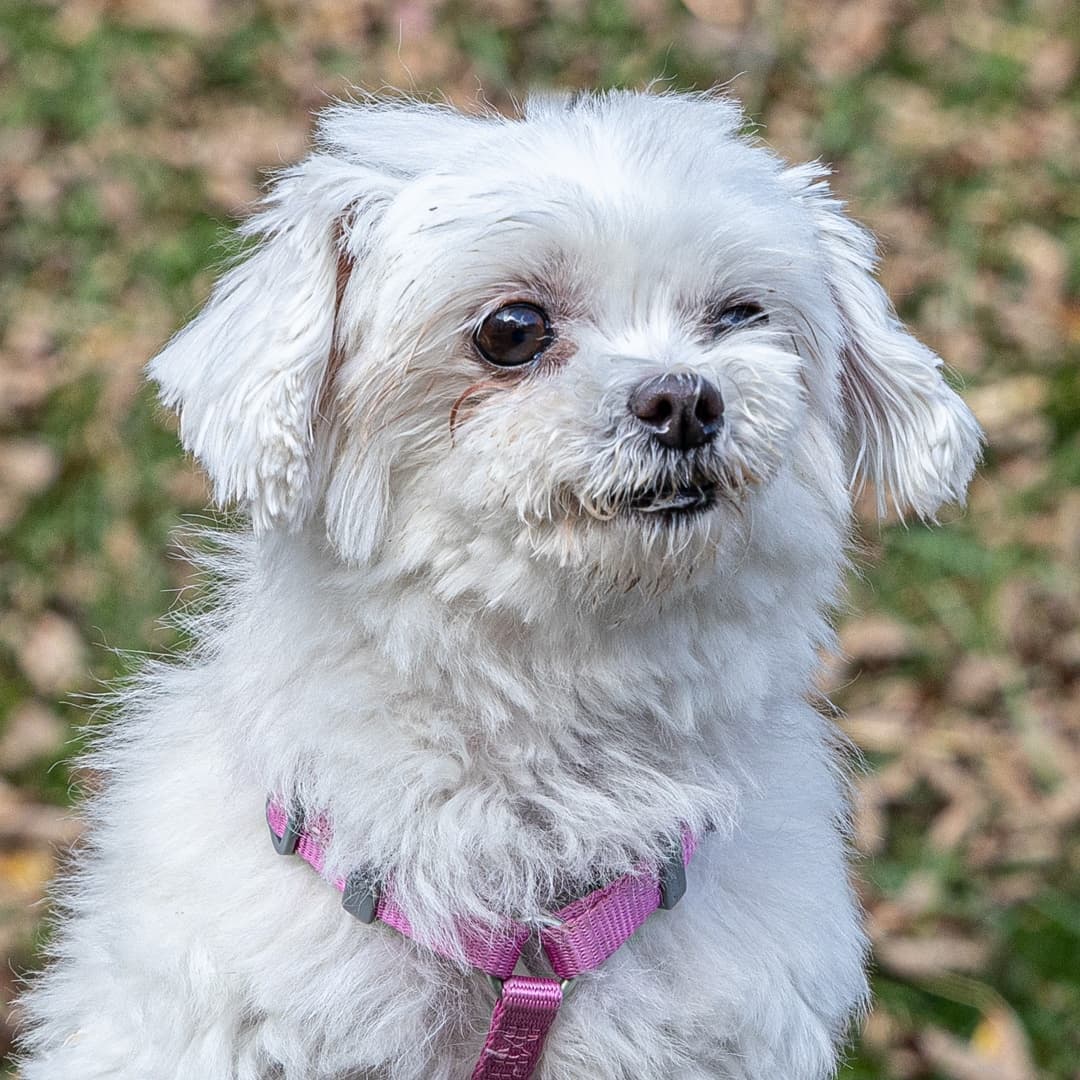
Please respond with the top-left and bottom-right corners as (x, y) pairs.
(266, 798), (698, 1078)
(542, 834), (691, 978)
(472, 976), (564, 1080)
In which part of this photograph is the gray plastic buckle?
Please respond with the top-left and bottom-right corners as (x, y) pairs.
(658, 841), (687, 910)
(342, 870), (381, 924)
(267, 799), (304, 856)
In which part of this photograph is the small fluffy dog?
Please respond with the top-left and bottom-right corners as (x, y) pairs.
(19, 91), (981, 1079)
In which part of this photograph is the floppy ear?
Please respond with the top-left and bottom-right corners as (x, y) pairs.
(149, 101), (489, 536)
(148, 155), (387, 533)
(784, 165), (983, 520)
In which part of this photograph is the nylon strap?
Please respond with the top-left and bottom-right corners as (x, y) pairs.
(266, 798), (698, 1079)
(471, 976), (564, 1080)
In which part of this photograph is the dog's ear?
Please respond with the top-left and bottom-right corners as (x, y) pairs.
(783, 165), (983, 519)
(148, 155), (375, 532)
(149, 102), (485, 535)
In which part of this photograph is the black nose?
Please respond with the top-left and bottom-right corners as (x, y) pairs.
(628, 373), (724, 451)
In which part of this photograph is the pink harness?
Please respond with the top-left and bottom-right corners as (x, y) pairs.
(266, 798), (698, 1079)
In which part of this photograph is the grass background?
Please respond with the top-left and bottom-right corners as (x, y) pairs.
(0, 0), (1077, 1076)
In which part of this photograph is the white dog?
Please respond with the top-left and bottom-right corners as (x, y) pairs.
(18, 91), (981, 1080)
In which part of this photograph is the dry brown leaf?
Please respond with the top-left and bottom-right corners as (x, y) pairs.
(869, 871), (940, 935)
(0, 967), (18, 1060)
(839, 615), (916, 668)
(928, 792), (986, 853)
(16, 613), (87, 696)
(871, 81), (965, 155)
(761, 103), (815, 163)
(987, 872), (1042, 906)
(681, 0), (750, 28)
(0, 795), (82, 848)
(852, 734), (932, 858)
(1052, 491), (1080, 561)
(852, 777), (887, 855)
(970, 1006), (1037, 1080)
(13, 163), (62, 211)
(949, 11), (1045, 64)
(0, 438), (60, 496)
(920, 756), (986, 847)
(920, 1003), (1036, 1080)
(96, 175), (142, 230)
(0, 849), (55, 900)
(54, 556), (106, 609)
(0, 702), (66, 773)
(966, 377), (1050, 456)
(807, 0), (892, 78)
(903, 12), (951, 64)
(842, 709), (912, 753)
(0, 436), (61, 529)
(164, 463), (211, 508)
(925, 320), (986, 376)
(267, 0), (384, 49)
(1008, 225), (1069, 301)
(111, 0), (224, 35)
(1026, 38), (1078, 97)
(859, 1005), (896, 1050)
(71, 319), (169, 418)
(877, 934), (991, 979)
(0, 127), (45, 216)
(1044, 780), (1080, 827)
(53, 0), (106, 44)
(875, 756), (920, 800)
(945, 655), (1019, 712)
(893, 871), (941, 919)
(386, 33), (461, 87)
(998, 580), (1051, 662)
(466, 0), (535, 30)
(103, 519), (143, 570)
(3, 302), (56, 361)
(999, 828), (1062, 866)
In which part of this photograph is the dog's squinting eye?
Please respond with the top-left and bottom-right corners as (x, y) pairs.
(474, 304), (553, 367)
(708, 302), (767, 335)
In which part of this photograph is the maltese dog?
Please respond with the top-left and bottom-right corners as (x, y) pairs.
(19, 91), (981, 1080)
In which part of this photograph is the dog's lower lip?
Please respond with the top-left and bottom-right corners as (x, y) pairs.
(629, 484), (716, 515)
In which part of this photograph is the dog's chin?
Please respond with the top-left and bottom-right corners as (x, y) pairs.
(514, 478), (740, 598)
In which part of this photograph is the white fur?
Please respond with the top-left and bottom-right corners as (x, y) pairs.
(18, 91), (981, 1079)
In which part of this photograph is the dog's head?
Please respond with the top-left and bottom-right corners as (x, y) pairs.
(150, 92), (981, 595)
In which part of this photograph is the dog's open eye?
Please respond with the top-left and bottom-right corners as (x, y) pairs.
(474, 304), (553, 367)
(707, 302), (767, 336)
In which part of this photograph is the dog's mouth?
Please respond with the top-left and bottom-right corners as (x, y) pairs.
(627, 482), (716, 517)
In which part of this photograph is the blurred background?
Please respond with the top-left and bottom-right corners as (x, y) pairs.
(0, 0), (1077, 1076)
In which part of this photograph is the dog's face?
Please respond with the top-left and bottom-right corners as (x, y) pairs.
(150, 93), (981, 595)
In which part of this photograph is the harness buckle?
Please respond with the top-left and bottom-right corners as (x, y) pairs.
(657, 840), (687, 910)
(267, 798), (304, 857)
(342, 870), (381, 923)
